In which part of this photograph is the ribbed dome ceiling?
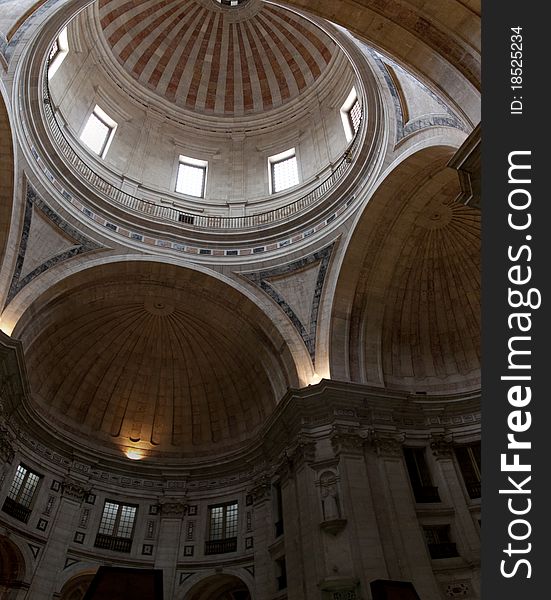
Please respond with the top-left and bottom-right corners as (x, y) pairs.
(19, 262), (294, 457)
(97, 0), (336, 116)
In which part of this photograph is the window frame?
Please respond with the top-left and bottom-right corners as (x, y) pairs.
(2, 464), (42, 524)
(273, 481), (284, 537)
(48, 27), (69, 79)
(403, 446), (441, 503)
(454, 442), (481, 499)
(97, 500), (138, 540)
(94, 500), (138, 553)
(7, 464), (41, 509)
(79, 105), (117, 158)
(175, 155), (208, 198)
(207, 501), (239, 541)
(340, 87), (361, 142)
(268, 147), (299, 194)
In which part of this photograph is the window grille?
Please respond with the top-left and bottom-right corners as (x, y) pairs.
(205, 502), (238, 554)
(270, 149), (299, 193)
(95, 500), (137, 553)
(48, 27), (69, 78)
(348, 98), (362, 134)
(2, 465), (41, 523)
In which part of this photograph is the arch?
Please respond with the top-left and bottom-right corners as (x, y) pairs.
(0, 253), (312, 386)
(56, 564), (99, 598)
(10, 258), (302, 458)
(284, 0), (480, 126)
(0, 85), (16, 311)
(59, 572), (95, 600)
(330, 143), (480, 393)
(0, 535), (27, 598)
(181, 571), (253, 600)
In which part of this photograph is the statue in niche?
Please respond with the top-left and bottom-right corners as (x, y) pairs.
(320, 471), (341, 521)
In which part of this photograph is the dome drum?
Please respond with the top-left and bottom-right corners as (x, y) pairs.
(16, 0), (387, 249)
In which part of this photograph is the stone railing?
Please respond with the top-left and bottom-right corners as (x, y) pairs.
(42, 65), (361, 231)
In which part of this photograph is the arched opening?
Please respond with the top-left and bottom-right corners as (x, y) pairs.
(185, 574), (251, 600)
(59, 573), (95, 600)
(331, 145), (480, 393)
(0, 535), (26, 599)
(13, 259), (300, 459)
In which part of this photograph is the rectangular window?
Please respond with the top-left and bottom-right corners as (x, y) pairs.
(340, 87), (361, 142)
(94, 500), (137, 553)
(176, 156), (207, 198)
(403, 447), (440, 503)
(455, 442), (481, 499)
(2, 464), (41, 523)
(273, 481), (284, 537)
(275, 557), (287, 590)
(80, 106), (117, 157)
(48, 27), (69, 78)
(205, 502), (238, 555)
(423, 525), (459, 559)
(348, 98), (362, 135)
(269, 148), (299, 193)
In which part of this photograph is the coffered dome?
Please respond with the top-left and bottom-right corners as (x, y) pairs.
(97, 0), (337, 117)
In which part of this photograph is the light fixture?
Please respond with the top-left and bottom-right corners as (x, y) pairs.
(125, 448), (143, 460)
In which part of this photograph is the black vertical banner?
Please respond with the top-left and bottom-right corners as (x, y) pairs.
(483, 1), (550, 598)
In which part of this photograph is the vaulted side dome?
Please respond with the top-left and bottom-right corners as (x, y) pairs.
(97, 0), (337, 116)
(331, 146), (481, 393)
(16, 261), (298, 458)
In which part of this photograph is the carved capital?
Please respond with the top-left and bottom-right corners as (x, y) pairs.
(159, 500), (188, 517)
(287, 437), (317, 466)
(430, 435), (454, 459)
(61, 479), (88, 502)
(274, 455), (292, 481)
(368, 432), (405, 458)
(249, 475), (271, 503)
(330, 428), (366, 456)
(0, 427), (15, 464)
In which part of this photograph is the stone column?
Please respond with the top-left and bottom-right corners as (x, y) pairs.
(155, 500), (186, 600)
(249, 475), (273, 600)
(26, 479), (88, 599)
(324, 430), (388, 597)
(366, 432), (442, 600)
(0, 426), (15, 489)
(282, 439), (320, 600)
